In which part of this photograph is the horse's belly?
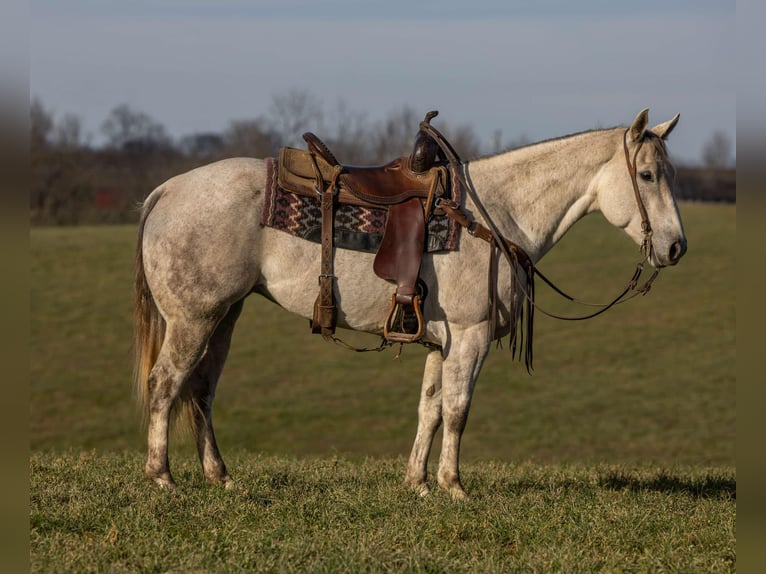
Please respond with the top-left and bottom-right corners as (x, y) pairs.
(257, 231), (392, 333)
(257, 227), (500, 341)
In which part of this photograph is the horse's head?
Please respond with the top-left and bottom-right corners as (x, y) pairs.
(598, 109), (687, 267)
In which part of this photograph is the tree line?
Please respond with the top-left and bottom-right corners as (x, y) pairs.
(30, 90), (734, 226)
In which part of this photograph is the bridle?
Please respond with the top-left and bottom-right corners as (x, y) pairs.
(419, 117), (663, 370)
(622, 127), (655, 263)
(530, 127), (662, 316)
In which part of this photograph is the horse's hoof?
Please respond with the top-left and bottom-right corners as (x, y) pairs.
(404, 476), (431, 497)
(148, 475), (177, 490)
(437, 477), (469, 500)
(205, 473), (234, 489)
(145, 467), (177, 489)
(448, 487), (469, 501)
(412, 483), (431, 497)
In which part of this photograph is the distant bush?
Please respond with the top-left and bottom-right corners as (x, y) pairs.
(675, 167), (736, 203)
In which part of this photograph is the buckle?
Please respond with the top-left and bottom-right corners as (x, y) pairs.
(434, 197), (457, 210)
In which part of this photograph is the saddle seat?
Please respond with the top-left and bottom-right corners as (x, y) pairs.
(279, 136), (447, 210)
(276, 111), (449, 344)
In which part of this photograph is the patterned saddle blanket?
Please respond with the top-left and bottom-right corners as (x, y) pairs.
(260, 158), (462, 254)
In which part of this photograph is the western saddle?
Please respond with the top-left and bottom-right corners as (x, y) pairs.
(277, 111), (449, 343)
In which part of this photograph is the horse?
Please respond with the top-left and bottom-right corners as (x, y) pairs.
(133, 108), (687, 499)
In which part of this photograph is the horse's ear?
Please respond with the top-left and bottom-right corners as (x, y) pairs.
(651, 113), (680, 140)
(629, 108), (650, 142)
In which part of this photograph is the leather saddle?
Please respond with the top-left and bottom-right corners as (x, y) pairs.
(276, 111), (448, 343)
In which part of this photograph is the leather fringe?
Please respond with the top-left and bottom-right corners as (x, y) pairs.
(500, 240), (535, 373)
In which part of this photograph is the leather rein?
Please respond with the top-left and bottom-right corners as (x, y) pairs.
(418, 120), (661, 369)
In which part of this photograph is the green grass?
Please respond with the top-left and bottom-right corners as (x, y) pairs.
(30, 451), (735, 573)
(30, 202), (736, 571)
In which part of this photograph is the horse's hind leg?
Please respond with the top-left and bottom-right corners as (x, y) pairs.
(144, 315), (220, 489)
(404, 349), (443, 495)
(186, 300), (244, 487)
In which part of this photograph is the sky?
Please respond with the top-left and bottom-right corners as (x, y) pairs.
(30, 0), (736, 165)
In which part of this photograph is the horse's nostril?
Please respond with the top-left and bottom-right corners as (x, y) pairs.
(669, 239), (686, 262)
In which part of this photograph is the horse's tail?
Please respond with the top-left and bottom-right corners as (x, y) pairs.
(133, 187), (167, 424)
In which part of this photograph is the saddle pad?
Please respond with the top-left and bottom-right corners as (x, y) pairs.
(261, 158), (461, 254)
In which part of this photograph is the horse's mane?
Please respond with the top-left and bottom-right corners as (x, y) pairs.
(470, 124), (670, 163)
(471, 126), (623, 162)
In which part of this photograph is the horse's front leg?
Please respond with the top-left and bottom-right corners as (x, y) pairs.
(405, 348), (444, 496)
(437, 323), (490, 499)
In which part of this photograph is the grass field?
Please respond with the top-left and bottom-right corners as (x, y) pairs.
(30, 201), (735, 571)
(30, 452), (734, 573)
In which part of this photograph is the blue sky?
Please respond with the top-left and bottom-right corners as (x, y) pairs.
(31, 1), (735, 164)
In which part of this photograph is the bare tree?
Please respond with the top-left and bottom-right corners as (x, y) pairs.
(101, 104), (171, 151)
(378, 105), (486, 163)
(30, 97), (53, 151)
(30, 98), (54, 220)
(432, 120), (482, 160)
(506, 133), (531, 151)
(370, 106), (419, 163)
(321, 99), (372, 164)
(702, 130), (734, 168)
(30, 103), (94, 225)
(224, 118), (282, 158)
(268, 89), (324, 148)
(179, 132), (226, 158)
(53, 113), (86, 150)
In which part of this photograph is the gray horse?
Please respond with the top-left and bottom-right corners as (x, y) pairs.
(134, 109), (686, 498)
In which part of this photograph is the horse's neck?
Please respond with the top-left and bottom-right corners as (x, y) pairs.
(465, 128), (619, 262)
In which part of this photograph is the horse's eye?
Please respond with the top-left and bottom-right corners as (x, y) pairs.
(639, 171), (654, 182)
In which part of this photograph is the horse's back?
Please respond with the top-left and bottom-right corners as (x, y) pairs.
(148, 157), (267, 218)
(141, 158), (268, 316)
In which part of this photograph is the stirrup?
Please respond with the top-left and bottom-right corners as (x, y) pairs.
(383, 294), (424, 343)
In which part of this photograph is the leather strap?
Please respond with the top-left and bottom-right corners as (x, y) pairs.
(437, 199), (494, 243)
(310, 154), (342, 338)
(304, 132), (340, 166)
(622, 128), (654, 259)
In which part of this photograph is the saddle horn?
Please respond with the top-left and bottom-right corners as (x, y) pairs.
(410, 111), (440, 173)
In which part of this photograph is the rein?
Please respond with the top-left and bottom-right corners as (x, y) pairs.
(418, 119), (662, 370)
